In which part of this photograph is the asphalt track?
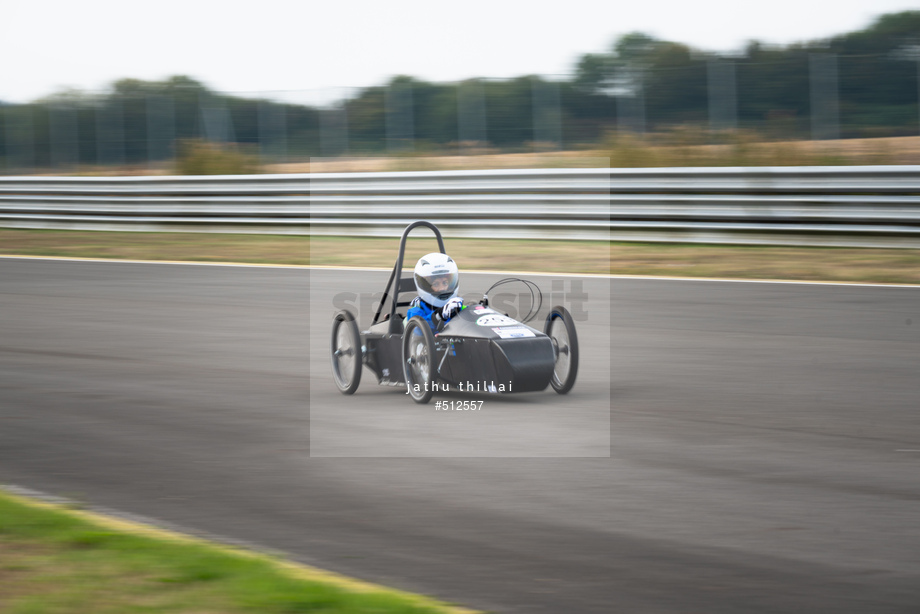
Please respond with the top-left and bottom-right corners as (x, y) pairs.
(1, 257), (919, 613)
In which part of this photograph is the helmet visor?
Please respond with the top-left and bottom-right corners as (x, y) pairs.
(415, 269), (458, 301)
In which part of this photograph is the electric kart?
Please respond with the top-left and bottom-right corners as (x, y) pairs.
(330, 221), (578, 404)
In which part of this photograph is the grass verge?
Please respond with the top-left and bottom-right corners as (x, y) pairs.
(0, 488), (473, 614)
(1, 228), (920, 284)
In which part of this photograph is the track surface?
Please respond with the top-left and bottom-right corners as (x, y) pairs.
(2, 258), (919, 613)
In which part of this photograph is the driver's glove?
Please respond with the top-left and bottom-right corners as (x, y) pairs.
(441, 297), (464, 320)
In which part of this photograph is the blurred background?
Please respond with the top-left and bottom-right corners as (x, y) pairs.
(2, 10), (920, 175)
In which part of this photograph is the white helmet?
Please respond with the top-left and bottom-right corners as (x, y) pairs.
(414, 252), (459, 308)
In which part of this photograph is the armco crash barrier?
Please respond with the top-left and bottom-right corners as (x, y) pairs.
(2, 166), (920, 247)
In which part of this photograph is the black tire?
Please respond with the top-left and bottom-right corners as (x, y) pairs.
(331, 310), (362, 394)
(403, 316), (436, 404)
(544, 306), (579, 394)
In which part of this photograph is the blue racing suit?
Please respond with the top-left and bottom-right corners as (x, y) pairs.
(406, 297), (439, 332)
(406, 297), (464, 332)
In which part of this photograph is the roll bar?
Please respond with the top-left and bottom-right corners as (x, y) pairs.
(372, 221), (447, 334)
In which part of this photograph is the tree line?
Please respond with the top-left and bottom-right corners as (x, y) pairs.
(1, 11), (919, 168)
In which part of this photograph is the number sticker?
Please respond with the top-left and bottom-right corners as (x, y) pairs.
(476, 314), (519, 327)
(492, 326), (536, 338)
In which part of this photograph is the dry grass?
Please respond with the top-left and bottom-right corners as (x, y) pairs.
(605, 243), (920, 284)
(288, 135), (920, 173)
(0, 229), (311, 265)
(3, 229), (920, 284)
(274, 135), (920, 173)
(17, 135), (920, 176)
(0, 540), (53, 611)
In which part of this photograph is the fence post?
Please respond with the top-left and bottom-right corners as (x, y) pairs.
(457, 80), (487, 153)
(96, 98), (124, 168)
(50, 103), (79, 170)
(320, 104), (348, 157)
(810, 53), (840, 141)
(386, 80), (415, 153)
(532, 78), (562, 151)
(258, 100), (287, 165)
(708, 59), (738, 137)
(200, 94), (235, 144)
(147, 94), (175, 167)
(617, 69), (646, 135)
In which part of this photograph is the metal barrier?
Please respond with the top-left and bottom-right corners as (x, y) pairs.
(2, 166), (920, 247)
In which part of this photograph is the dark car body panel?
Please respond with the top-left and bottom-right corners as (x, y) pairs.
(364, 306), (554, 393)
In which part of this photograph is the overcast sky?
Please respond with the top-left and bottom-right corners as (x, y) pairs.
(3, 0), (918, 104)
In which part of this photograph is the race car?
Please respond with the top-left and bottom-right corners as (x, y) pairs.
(330, 221), (578, 404)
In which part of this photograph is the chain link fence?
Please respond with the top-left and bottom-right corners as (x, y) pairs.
(2, 52), (920, 175)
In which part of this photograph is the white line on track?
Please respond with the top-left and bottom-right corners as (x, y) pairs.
(2, 254), (919, 288)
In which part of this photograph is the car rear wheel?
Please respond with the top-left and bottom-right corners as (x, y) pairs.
(331, 310), (362, 394)
(545, 306), (579, 394)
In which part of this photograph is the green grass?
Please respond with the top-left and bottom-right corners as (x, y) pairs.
(2, 227), (920, 284)
(0, 490), (472, 614)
